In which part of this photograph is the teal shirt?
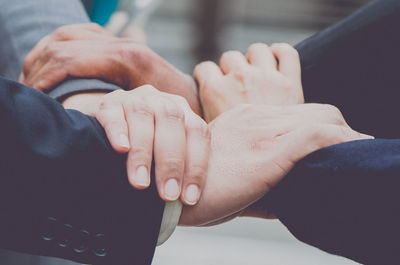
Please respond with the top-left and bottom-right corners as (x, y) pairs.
(89, 0), (119, 25)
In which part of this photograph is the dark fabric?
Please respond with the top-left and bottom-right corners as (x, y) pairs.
(262, 0), (400, 264)
(297, 0), (400, 138)
(265, 139), (400, 265)
(0, 77), (164, 265)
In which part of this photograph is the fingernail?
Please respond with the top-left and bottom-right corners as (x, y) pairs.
(135, 166), (149, 187)
(119, 134), (130, 149)
(185, 184), (200, 205)
(164, 179), (180, 201)
(360, 133), (375, 139)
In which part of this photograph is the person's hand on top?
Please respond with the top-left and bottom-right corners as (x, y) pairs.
(19, 23), (202, 115)
(65, 85), (210, 205)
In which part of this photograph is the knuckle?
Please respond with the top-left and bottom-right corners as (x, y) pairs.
(196, 61), (214, 70)
(195, 61), (218, 76)
(248, 43), (269, 53)
(126, 98), (154, 116)
(130, 146), (152, 161)
(52, 26), (69, 40)
(186, 165), (207, 183)
(107, 89), (126, 100)
(159, 99), (184, 120)
(221, 50), (241, 62)
(136, 84), (157, 93)
(86, 22), (103, 32)
(161, 158), (184, 176)
(187, 116), (209, 136)
(273, 43), (299, 56)
(143, 84), (157, 91)
(44, 42), (61, 58)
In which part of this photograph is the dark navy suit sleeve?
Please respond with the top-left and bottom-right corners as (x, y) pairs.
(0, 77), (164, 265)
(260, 2), (400, 264)
(262, 139), (400, 265)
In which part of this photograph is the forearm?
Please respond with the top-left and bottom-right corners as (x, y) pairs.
(0, 78), (163, 265)
(261, 139), (400, 264)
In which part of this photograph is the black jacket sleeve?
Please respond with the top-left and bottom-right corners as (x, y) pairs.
(262, 139), (400, 265)
(262, 2), (400, 263)
(0, 77), (164, 265)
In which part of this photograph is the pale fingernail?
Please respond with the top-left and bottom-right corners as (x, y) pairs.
(164, 179), (180, 201)
(360, 133), (375, 139)
(119, 134), (130, 148)
(135, 166), (150, 187)
(185, 184), (200, 205)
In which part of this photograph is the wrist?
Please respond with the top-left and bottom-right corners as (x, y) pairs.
(61, 92), (106, 116)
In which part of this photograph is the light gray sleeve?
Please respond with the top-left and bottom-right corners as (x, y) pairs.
(0, 0), (120, 100)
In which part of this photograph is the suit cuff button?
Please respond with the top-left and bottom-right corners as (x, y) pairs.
(57, 223), (73, 248)
(73, 229), (90, 253)
(41, 217), (57, 241)
(92, 233), (107, 257)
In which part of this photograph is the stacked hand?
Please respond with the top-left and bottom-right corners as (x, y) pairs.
(19, 23), (201, 115)
(195, 43), (304, 122)
(21, 23), (372, 227)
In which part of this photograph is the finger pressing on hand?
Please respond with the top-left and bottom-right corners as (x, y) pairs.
(123, 95), (155, 189)
(219, 50), (248, 74)
(182, 115), (210, 205)
(246, 43), (277, 70)
(153, 97), (186, 201)
(270, 43), (301, 81)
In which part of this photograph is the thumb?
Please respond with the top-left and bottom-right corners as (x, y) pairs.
(281, 124), (374, 165)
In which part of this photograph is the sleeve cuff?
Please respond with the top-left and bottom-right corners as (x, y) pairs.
(47, 78), (121, 101)
(157, 200), (182, 246)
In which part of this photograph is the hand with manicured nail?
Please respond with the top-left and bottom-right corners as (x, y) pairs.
(92, 85), (210, 205)
(194, 43), (304, 123)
